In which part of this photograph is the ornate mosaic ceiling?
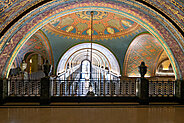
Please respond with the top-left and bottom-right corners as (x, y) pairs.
(43, 11), (141, 40)
(18, 35), (48, 58)
(0, 0), (183, 78)
(15, 33), (48, 66)
(14, 30), (53, 67)
(124, 34), (163, 77)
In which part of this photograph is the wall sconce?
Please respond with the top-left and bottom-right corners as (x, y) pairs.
(30, 59), (32, 63)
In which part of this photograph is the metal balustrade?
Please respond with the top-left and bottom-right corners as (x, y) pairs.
(8, 79), (41, 97)
(51, 79), (137, 97)
(149, 81), (175, 97)
(7, 78), (176, 98)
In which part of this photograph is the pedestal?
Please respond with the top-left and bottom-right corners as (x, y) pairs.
(175, 80), (184, 103)
(0, 78), (7, 105)
(40, 77), (51, 105)
(0, 78), (3, 104)
(138, 78), (149, 105)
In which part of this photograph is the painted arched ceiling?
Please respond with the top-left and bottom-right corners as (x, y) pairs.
(124, 34), (164, 77)
(43, 11), (141, 40)
(157, 51), (169, 68)
(14, 30), (54, 68)
(0, 0), (183, 79)
(0, 0), (183, 34)
(18, 35), (47, 59)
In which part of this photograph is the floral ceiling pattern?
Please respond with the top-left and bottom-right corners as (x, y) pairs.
(43, 11), (141, 40)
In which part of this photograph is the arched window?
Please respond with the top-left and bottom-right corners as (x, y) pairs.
(81, 60), (91, 80)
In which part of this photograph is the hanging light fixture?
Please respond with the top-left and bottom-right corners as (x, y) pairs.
(90, 11), (93, 80)
(86, 11), (95, 96)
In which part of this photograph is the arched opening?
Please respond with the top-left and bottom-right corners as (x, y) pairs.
(55, 43), (121, 96)
(25, 53), (45, 80)
(7, 30), (53, 79)
(123, 33), (176, 81)
(56, 43), (121, 81)
(80, 60), (91, 80)
(155, 59), (175, 81)
(1, 3), (183, 80)
(9, 52), (46, 80)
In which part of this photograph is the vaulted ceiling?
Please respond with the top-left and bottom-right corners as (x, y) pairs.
(13, 10), (167, 77)
(0, 0), (183, 79)
(43, 11), (141, 40)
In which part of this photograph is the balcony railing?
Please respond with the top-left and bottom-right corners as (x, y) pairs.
(149, 80), (175, 97)
(8, 79), (41, 97)
(7, 79), (175, 98)
(51, 79), (137, 97)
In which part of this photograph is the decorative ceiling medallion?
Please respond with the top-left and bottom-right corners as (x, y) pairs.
(76, 11), (108, 20)
(43, 11), (142, 40)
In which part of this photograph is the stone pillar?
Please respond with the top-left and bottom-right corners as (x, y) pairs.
(138, 62), (149, 104)
(40, 77), (51, 105)
(0, 78), (3, 104)
(175, 80), (184, 103)
(138, 78), (149, 104)
(0, 78), (7, 105)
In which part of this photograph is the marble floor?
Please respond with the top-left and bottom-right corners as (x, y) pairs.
(0, 105), (184, 123)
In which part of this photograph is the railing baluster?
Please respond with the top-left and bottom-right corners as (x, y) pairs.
(149, 80), (152, 97)
(15, 78), (18, 96)
(98, 79), (100, 96)
(82, 81), (83, 95)
(62, 81), (65, 96)
(35, 80), (38, 96)
(10, 78), (13, 96)
(133, 79), (136, 96)
(123, 80), (125, 96)
(57, 80), (59, 96)
(60, 81), (62, 96)
(95, 82), (97, 95)
(103, 79), (105, 96)
(110, 80), (112, 96)
(129, 80), (131, 96)
(72, 81), (74, 96)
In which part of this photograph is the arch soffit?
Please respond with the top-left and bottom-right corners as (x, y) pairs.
(69, 52), (107, 70)
(67, 49), (109, 68)
(6, 29), (54, 77)
(69, 50), (105, 67)
(21, 31), (51, 62)
(62, 49), (107, 70)
(35, 30), (54, 66)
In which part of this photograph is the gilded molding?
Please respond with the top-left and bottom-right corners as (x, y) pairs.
(1, 0), (184, 34)
(142, 0), (184, 32)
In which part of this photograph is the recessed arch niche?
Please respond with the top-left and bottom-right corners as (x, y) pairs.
(56, 43), (120, 76)
(123, 33), (176, 79)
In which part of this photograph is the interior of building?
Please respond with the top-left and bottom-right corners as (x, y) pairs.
(0, 0), (184, 122)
